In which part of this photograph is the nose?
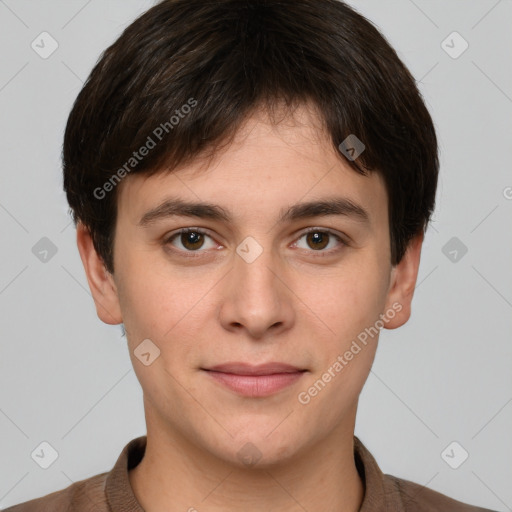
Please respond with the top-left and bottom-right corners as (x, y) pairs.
(218, 244), (295, 340)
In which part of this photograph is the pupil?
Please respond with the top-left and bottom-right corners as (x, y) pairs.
(308, 232), (328, 250)
(183, 231), (203, 249)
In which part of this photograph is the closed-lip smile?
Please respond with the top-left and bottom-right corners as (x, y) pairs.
(202, 362), (307, 397)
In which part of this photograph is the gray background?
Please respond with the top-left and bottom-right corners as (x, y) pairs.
(0, 0), (511, 510)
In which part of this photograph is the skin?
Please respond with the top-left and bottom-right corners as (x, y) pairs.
(77, 103), (423, 512)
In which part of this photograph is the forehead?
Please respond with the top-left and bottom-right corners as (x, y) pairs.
(116, 104), (388, 229)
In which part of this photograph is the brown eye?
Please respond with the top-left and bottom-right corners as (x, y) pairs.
(165, 228), (217, 253)
(294, 229), (346, 255)
(305, 231), (329, 250)
(180, 231), (205, 250)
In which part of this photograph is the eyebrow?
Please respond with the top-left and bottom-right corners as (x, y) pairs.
(138, 196), (370, 227)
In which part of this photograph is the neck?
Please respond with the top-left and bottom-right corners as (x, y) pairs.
(129, 408), (364, 512)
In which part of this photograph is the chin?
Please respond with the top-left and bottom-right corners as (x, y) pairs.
(218, 428), (303, 470)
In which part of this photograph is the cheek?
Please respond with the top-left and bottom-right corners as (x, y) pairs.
(294, 263), (386, 426)
(115, 245), (186, 329)
(302, 258), (388, 345)
(116, 259), (217, 363)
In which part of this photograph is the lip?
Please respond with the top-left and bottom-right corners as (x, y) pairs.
(205, 362), (304, 375)
(202, 362), (306, 397)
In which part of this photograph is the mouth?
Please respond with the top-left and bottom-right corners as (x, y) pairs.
(201, 362), (307, 397)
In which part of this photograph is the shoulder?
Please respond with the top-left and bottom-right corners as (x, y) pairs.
(384, 473), (498, 512)
(2, 472), (109, 512)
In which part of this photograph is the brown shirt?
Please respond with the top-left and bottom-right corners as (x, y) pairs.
(4, 435), (496, 512)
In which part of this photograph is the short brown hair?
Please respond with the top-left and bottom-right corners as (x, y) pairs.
(63, 0), (439, 274)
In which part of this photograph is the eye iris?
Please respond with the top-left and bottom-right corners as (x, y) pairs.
(307, 232), (329, 250)
(181, 231), (204, 250)
(177, 231), (332, 251)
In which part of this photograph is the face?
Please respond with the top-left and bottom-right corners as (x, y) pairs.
(78, 103), (422, 468)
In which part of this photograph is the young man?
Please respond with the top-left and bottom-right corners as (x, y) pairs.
(5, 0), (497, 511)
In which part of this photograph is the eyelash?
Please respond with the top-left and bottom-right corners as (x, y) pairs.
(163, 227), (348, 258)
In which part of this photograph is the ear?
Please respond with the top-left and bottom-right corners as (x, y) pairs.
(76, 222), (123, 325)
(383, 232), (424, 330)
